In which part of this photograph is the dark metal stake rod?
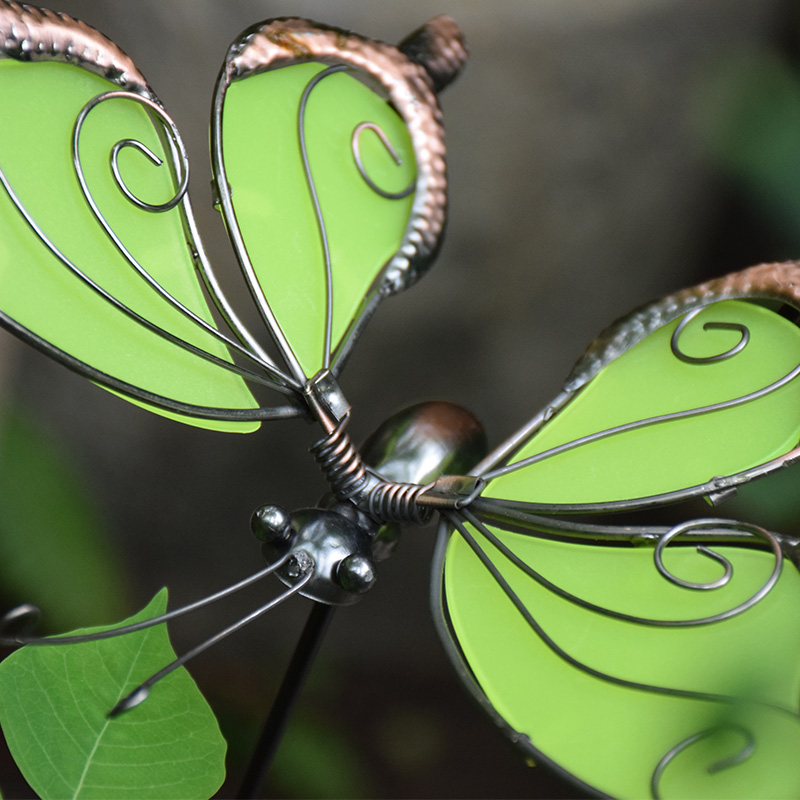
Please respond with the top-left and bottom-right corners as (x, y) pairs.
(238, 601), (335, 799)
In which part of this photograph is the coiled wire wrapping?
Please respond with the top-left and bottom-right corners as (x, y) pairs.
(310, 417), (434, 525)
(366, 482), (433, 525)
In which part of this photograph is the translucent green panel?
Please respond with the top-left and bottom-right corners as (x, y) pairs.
(0, 61), (259, 432)
(222, 63), (415, 377)
(444, 527), (800, 798)
(492, 301), (800, 502)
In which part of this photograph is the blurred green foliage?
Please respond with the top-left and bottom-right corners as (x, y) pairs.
(0, 402), (127, 630)
(693, 40), (800, 533)
(694, 45), (800, 250)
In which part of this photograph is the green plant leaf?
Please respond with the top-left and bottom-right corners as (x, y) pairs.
(0, 403), (126, 630)
(0, 590), (226, 799)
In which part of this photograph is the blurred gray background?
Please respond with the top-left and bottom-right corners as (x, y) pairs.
(1, 0), (798, 797)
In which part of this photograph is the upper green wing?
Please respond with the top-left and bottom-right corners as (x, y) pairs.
(211, 17), (466, 383)
(479, 263), (800, 508)
(0, 9), (467, 427)
(0, 4), (297, 432)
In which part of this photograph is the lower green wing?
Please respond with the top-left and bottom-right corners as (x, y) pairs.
(437, 516), (800, 799)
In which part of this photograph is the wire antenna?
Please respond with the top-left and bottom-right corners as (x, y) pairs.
(109, 567), (315, 717)
(0, 551), (297, 647)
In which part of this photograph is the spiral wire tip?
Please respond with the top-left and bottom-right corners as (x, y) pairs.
(108, 686), (150, 718)
(0, 603), (42, 645)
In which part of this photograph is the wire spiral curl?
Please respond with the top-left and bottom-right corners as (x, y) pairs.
(671, 307), (750, 364)
(75, 91), (189, 212)
(66, 90), (291, 387)
(650, 723), (756, 799)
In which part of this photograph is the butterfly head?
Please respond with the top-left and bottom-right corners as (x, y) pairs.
(251, 502), (378, 606)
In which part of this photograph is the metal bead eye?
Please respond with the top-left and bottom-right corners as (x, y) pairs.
(336, 554), (377, 595)
(250, 504), (294, 544)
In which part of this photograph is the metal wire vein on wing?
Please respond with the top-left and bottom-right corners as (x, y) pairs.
(71, 91), (299, 393)
(298, 65), (416, 372)
(454, 507), (783, 627)
(482, 359), (800, 484)
(297, 66), (343, 372)
(0, 307), (300, 421)
(211, 77), (308, 386)
(0, 89), (309, 417)
(438, 509), (800, 797)
(467, 303), (800, 516)
(128, 96), (287, 381)
(212, 64), (417, 385)
(0, 156), (288, 394)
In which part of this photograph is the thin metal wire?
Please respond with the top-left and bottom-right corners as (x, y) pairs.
(458, 508), (783, 627)
(183, 198), (279, 371)
(365, 478), (433, 524)
(467, 389), (574, 478)
(309, 412), (435, 523)
(470, 441), (800, 512)
(443, 510), (798, 793)
(467, 496), (800, 559)
(445, 510), (757, 704)
(351, 122), (415, 200)
(210, 76), (308, 386)
(484, 355), (800, 482)
(310, 414), (369, 498)
(72, 91), (299, 391)
(0, 157), (291, 391)
(475, 306), (797, 482)
(432, 511), (774, 798)
(108, 568), (315, 716)
(0, 552), (295, 647)
(0, 307), (302, 421)
(297, 65), (348, 370)
(147, 100), (279, 372)
(298, 69), (417, 370)
(650, 724), (755, 800)
(671, 309), (750, 364)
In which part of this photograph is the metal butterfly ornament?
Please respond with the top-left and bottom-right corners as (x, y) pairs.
(1, 2), (800, 799)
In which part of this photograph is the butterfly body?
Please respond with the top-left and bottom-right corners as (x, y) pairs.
(254, 398), (487, 606)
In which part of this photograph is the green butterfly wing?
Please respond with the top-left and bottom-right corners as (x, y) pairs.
(437, 518), (800, 799)
(0, 6), (295, 432)
(436, 264), (800, 798)
(482, 266), (800, 507)
(0, 10), (466, 428)
(212, 17), (462, 382)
